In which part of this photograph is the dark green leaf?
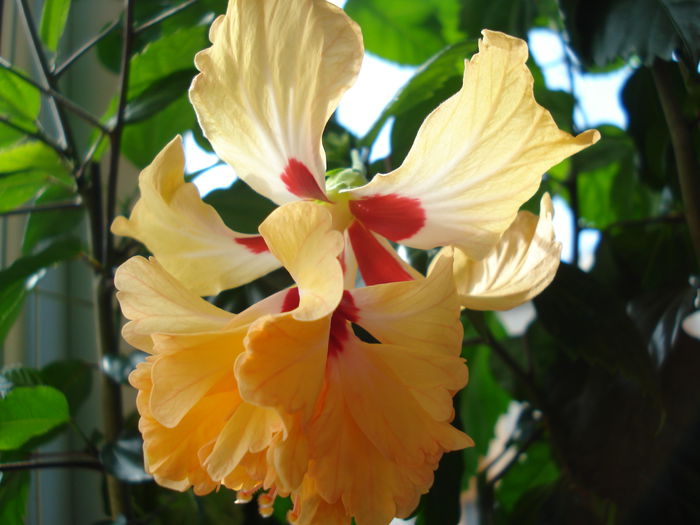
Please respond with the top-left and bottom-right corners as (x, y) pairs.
(100, 434), (151, 483)
(40, 0), (72, 52)
(459, 0), (537, 40)
(21, 184), (83, 255)
(1, 367), (43, 391)
(41, 360), (93, 414)
(121, 95), (195, 169)
(534, 264), (656, 389)
(203, 178), (277, 234)
(344, 0), (458, 65)
(0, 470), (29, 525)
(0, 68), (41, 128)
(123, 69), (196, 124)
(361, 41), (473, 149)
(561, 0), (700, 67)
(101, 351), (146, 385)
(0, 386), (70, 450)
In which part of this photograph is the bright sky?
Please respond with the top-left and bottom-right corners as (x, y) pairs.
(187, 1), (632, 271)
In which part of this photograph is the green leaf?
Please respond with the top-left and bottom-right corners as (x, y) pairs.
(0, 386), (69, 450)
(203, 178), (277, 234)
(0, 470), (29, 525)
(41, 360), (92, 414)
(0, 141), (73, 213)
(0, 68), (41, 128)
(123, 69), (196, 124)
(0, 238), (83, 345)
(459, 0), (537, 40)
(361, 41), (473, 149)
(1, 367), (43, 391)
(344, 0), (457, 65)
(561, 0), (700, 68)
(100, 434), (151, 483)
(21, 184), (83, 254)
(39, 0), (72, 52)
(121, 95), (195, 169)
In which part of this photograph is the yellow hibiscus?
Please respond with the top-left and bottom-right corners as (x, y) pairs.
(113, 0), (599, 306)
(116, 201), (470, 523)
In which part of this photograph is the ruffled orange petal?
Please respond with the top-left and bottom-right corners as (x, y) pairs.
(347, 30), (599, 259)
(190, 0), (363, 204)
(111, 136), (279, 296)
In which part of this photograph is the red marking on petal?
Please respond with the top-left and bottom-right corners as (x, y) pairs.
(235, 236), (269, 254)
(328, 291), (358, 356)
(281, 287), (300, 313)
(280, 158), (329, 201)
(349, 193), (426, 241)
(347, 221), (414, 286)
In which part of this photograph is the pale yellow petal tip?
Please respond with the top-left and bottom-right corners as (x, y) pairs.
(110, 215), (131, 236)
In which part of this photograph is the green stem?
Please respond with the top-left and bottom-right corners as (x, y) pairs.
(652, 59), (700, 268)
(0, 115), (66, 155)
(0, 458), (103, 472)
(0, 201), (82, 217)
(53, 18), (120, 78)
(134, 0), (198, 33)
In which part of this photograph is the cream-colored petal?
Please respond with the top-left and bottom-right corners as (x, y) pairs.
(115, 256), (233, 352)
(259, 201), (344, 320)
(190, 0), (363, 204)
(111, 136), (280, 296)
(441, 193), (562, 310)
(347, 30), (599, 258)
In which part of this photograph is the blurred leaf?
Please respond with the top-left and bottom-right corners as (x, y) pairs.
(1, 367), (43, 391)
(344, 0), (456, 65)
(0, 237), (83, 345)
(534, 264), (656, 389)
(0, 470), (29, 525)
(0, 386), (69, 450)
(496, 441), (559, 513)
(40, 0), (71, 52)
(41, 360), (92, 414)
(203, 178), (277, 234)
(460, 344), (511, 478)
(21, 184), (83, 255)
(560, 0), (700, 68)
(101, 351), (146, 385)
(361, 41), (473, 149)
(459, 0), (536, 40)
(100, 433), (151, 483)
(123, 69), (196, 124)
(0, 67), (41, 128)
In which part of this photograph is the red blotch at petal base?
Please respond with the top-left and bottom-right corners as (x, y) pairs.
(349, 193), (425, 242)
(280, 158), (329, 202)
(347, 221), (414, 286)
(234, 236), (269, 254)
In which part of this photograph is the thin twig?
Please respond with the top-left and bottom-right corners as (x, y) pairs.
(15, 0), (77, 157)
(0, 58), (110, 134)
(134, 0), (198, 33)
(0, 201), (82, 217)
(0, 115), (66, 156)
(0, 458), (103, 472)
(487, 426), (544, 484)
(53, 18), (120, 78)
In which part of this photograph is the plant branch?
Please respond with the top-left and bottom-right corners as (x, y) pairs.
(652, 59), (700, 268)
(0, 58), (110, 134)
(15, 0), (77, 157)
(0, 115), (66, 155)
(0, 457), (103, 472)
(134, 0), (198, 33)
(0, 201), (82, 217)
(53, 18), (120, 78)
